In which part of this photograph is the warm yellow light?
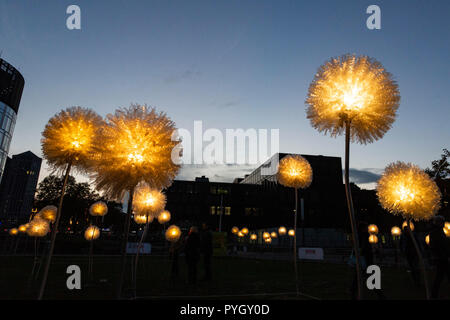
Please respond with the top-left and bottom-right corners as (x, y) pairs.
(231, 226), (239, 234)
(89, 201), (108, 217)
(41, 106), (104, 169)
(89, 104), (181, 199)
(278, 226), (287, 235)
(402, 220), (415, 231)
(277, 155), (313, 189)
(444, 228), (450, 238)
(40, 205), (58, 222)
(368, 224), (379, 235)
(368, 234), (378, 244)
(133, 214), (152, 225)
(250, 234), (257, 240)
(27, 219), (50, 237)
(444, 222), (450, 231)
(165, 225), (181, 242)
(306, 54), (400, 144)
(18, 224), (28, 233)
(133, 183), (166, 218)
(157, 210), (171, 224)
(270, 232), (277, 238)
(377, 162), (441, 221)
(263, 232), (271, 239)
(241, 228), (249, 235)
(265, 237), (272, 243)
(391, 226), (401, 236)
(84, 225), (100, 241)
(288, 229), (295, 237)
(238, 231), (244, 238)
(425, 234), (430, 245)
(9, 228), (18, 236)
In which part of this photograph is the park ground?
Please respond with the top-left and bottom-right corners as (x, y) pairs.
(0, 255), (448, 300)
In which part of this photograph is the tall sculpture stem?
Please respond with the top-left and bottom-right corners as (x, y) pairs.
(293, 187), (299, 296)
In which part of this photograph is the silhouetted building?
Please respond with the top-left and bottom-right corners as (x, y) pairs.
(165, 153), (348, 231)
(0, 151), (41, 226)
(0, 59), (25, 181)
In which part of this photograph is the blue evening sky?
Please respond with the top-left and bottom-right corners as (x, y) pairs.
(1, 0), (449, 189)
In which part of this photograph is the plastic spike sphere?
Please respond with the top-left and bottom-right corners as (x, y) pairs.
(377, 162), (441, 221)
(288, 229), (295, 237)
(278, 226), (287, 235)
(134, 214), (152, 225)
(402, 220), (415, 231)
(391, 226), (401, 236)
(306, 54), (400, 144)
(89, 201), (108, 217)
(157, 210), (171, 224)
(165, 225), (181, 242)
(368, 224), (379, 235)
(231, 227), (239, 234)
(368, 234), (378, 244)
(84, 225), (100, 241)
(9, 228), (18, 236)
(277, 155), (313, 189)
(27, 219), (50, 237)
(40, 205), (58, 222)
(133, 184), (166, 218)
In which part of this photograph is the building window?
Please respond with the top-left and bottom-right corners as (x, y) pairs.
(210, 206), (216, 215)
(224, 206), (231, 215)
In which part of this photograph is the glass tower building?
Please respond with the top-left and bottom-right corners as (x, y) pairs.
(0, 59), (25, 181)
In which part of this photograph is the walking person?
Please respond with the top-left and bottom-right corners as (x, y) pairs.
(200, 223), (213, 281)
(429, 216), (450, 299)
(184, 226), (201, 285)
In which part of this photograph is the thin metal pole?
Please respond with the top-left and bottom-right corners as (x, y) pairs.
(116, 186), (135, 300)
(406, 219), (430, 299)
(133, 218), (150, 297)
(293, 187), (299, 296)
(344, 121), (363, 300)
(37, 161), (72, 300)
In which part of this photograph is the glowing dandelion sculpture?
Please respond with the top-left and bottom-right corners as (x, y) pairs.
(165, 225), (181, 242)
(402, 220), (415, 231)
(368, 224), (379, 235)
(38, 106), (103, 300)
(18, 224), (28, 233)
(288, 229), (295, 237)
(277, 154), (312, 296)
(278, 226), (287, 236)
(250, 234), (257, 241)
(241, 228), (249, 235)
(157, 210), (171, 224)
(368, 235), (378, 244)
(89, 104), (180, 299)
(391, 226), (401, 237)
(27, 219), (50, 237)
(231, 227), (239, 234)
(9, 228), (18, 236)
(133, 184), (166, 219)
(40, 205), (58, 223)
(263, 232), (271, 239)
(89, 201), (108, 217)
(306, 54), (400, 299)
(377, 162), (441, 299)
(84, 225), (100, 241)
(270, 232), (277, 238)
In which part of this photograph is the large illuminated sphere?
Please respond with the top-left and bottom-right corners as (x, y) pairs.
(368, 224), (379, 235)
(368, 235), (378, 244)
(90, 104), (181, 199)
(391, 226), (401, 236)
(270, 232), (278, 238)
(250, 234), (257, 240)
(133, 214), (153, 225)
(377, 162), (441, 221)
(41, 107), (104, 171)
(241, 228), (249, 235)
(27, 220), (50, 237)
(288, 229), (295, 237)
(157, 210), (171, 224)
(9, 228), (18, 236)
(402, 220), (415, 231)
(277, 155), (313, 189)
(84, 225), (100, 241)
(165, 225), (181, 242)
(133, 184), (166, 218)
(231, 227), (239, 234)
(306, 54), (400, 144)
(89, 201), (108, 217)
(40, 205), (58, 222)
(278, 226), (287, 235)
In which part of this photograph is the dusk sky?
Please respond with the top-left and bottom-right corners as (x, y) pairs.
(1, 0), (449, 189)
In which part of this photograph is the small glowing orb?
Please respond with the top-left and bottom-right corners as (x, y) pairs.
(444, 222), (450, 231)
(401, 220), (415, 232)
(241, 228), (249, 235)
(84, 225), (100, 241)
(134, 214), (152, 225)
(89, 201), (108, 217)
(391, 226), (401, 236)
(250, 234), (257, 240)
(278, 226), (287, 235)
(265, 237), (272, 243)
(377, 162), (441, 221)
(277, 155), (313, 189)
(231, 227), (239, 234)
(165, 225), (181, 242)
(425, 234), (430, 245)
(288, 229), (295, 237)
(18, 224), (28, 233)
(238, 231), (244, 238)
(40, 205), (58, 222)
(444, 228), (450, 238)
(270, 232), (278, 238)
(368, 234), (378, 244)
(27, 220), (50, 237)
(9, 228), (18, 236)
(157, 210), (171, 224)
(368, 224), (379, 235)
(263, 232), (271, 239)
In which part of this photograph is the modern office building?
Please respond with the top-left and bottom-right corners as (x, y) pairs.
(0, 151), (42, 226)
(0, 58), (25, 181)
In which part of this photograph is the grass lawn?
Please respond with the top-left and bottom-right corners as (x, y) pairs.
(0, 255), (447, 300)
